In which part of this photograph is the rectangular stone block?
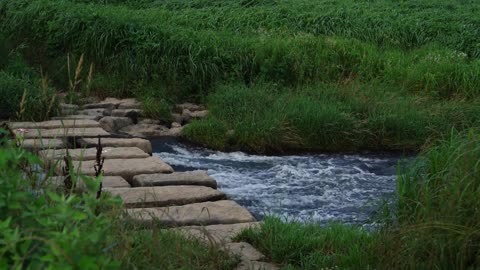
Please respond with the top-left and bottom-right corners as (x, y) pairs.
(127, 200), (255, 227)
(107, 186), (225, 208)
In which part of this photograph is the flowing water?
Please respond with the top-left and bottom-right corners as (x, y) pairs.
(152, 138), (408, 225)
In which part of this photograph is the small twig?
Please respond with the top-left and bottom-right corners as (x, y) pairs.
(94, 135), (104, 199)
(62, 150), (73, 197)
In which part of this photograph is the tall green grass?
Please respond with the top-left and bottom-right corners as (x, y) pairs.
(376, 129), (480, 269)
(185, 82), (480, 153)
(72, 0), (480, 58)
(1, 0), (479, 99)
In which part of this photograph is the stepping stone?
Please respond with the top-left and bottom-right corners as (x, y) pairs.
(48, 175), (130, 191)
(78, 108), (110, 117)
(132, 170), (217, 189)
(39, 147), (149, 161)
(9, 120), (100, 130)
(13, 127), (109, 139)
(83, 103), (116, 110)
(67, 156), (173, 181)
(176, 222), (261, 243)
(18, 138), (66, 151)
(52, 115), (102, 121)
(127, 200), (255, 226)
(235, 261), (279, 270)
(102, 176), (131, 188)
(225, 242), (265, 261)
(78, 137), (152, 154)
(108, 186), (225, 208)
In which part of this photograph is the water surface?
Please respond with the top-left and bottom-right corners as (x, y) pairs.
(152, 138), (406, 224)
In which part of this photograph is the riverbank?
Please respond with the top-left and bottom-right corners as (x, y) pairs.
(1, 0), (479, 268)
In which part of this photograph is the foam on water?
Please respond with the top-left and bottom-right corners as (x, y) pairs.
(152, 139), (406, 224)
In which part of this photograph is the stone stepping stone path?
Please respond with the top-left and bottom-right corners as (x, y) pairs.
(39, 147), (150, 161)
(78, 137), (152, 154)
(13, 127), (110, 139)
(132, 170), (218, 189)
(7, 97), (277, 270)
(127, 200), (255, 226)
(107, 186), (225, 208)
(66, 156), (174, 181)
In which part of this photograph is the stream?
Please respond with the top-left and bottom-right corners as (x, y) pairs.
(152, 138), (408, 225)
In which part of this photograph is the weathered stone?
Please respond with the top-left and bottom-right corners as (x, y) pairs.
(118, 98), (141, 109)
(171, 122), (182, 128)
(171, 113), (183, 124)
(9, 120), (99, 130)
(14, 127), (109, 139)
(176, 103), (205, 112)
(68, 156), (173, 181)
(19, 138), (66, 151)
(39, 147), (149, 161)
(190, 110), (208, 118)
(119, 123), (169, 138)
(176, 222), (261, 243)
(102, 176), (131, 188)
(48, 175), (130, 192)
(52, 115), (102, 121)
(181, 109), (208, 123)
(138, 118), (161, 125)
(78, 137), (152, 154)
(111, 109), (141, 119)
(108, 186), (224, 208)
(127, 200), (255, 226)
(99, 117), (133, 133)
(78, 108), (110, 117)
(235, 261), (279, 270)
(82, 103), (116, 110)
(182, 109), (192, 123)
(132, 171), (217, 189)
(167, 126), (183, 137)
(60, 103), (79, 115)
(225, 242), (265, 261)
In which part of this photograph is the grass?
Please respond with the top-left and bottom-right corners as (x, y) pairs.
(1, 0), (480, 99)
(184, 82), (480, 153)
(237, 216), (377, 269)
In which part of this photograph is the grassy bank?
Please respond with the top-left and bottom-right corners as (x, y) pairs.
(1, 0), (478, 152)
(239, 130), (480, 269)
(184, 83), (480, 153)
(0, 131), (239, 269)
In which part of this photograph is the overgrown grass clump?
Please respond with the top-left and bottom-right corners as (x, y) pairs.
(0, 38), (58, 120)
(185, 83), (480, 153)
(377, 129), (480, 269)
(0, 132), (238, 269)
(237, 217), (377, 269)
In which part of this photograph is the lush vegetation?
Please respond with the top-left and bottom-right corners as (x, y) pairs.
(240, 130), (480, 269)
(0, 38), (58, 121)
(0, 131), (238, 269)
(1, 0), (478, 152)
(1, 1), (479, 268)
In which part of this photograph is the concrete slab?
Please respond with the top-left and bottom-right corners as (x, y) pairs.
(9, 120), (99, 130)
(79, 137), (152, 155)
(13, 127), (109, 139)
(127, 200), (255, 226)
(108, 186), (225, 208)
(39, 147), (149, 161)
(67, 156), (173, 181)
(132, 171), (217, 189)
